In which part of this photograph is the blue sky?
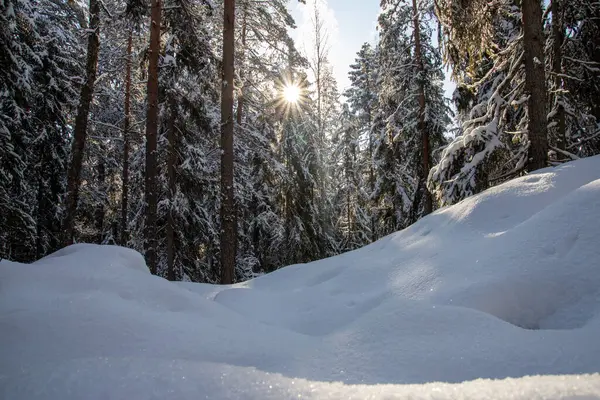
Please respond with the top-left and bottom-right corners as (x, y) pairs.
(289, 0), (379, 93)
(289, 0), (455, 99)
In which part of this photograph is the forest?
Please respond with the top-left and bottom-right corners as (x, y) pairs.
(1, 0), (599, 283)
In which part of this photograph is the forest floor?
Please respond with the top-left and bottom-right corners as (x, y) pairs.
(2, 156), (600, 399)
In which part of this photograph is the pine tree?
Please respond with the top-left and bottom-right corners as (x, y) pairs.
(431, 0), (599, 205)
(144, 0), (162, 275)
(304, 0), (339, 259)
(557, 0), (600, 156)
(232, 0), (304, 277)
(31, 0), (83, 257)
(431, 0), (529, 204)
(1, 0), (84, 260)
(330, 105), (371, 251)
(374, 0), (449, 233)
(160, 0), (220, 281)
(63, 0), (101, 245)
(220, 0), (236, 284)
(522, 0), (548, 171)
(121, 30), (133, 245)
(549, 0), (566, 155)
(345, 43), (378, 240)
(0, 0), (35, 260)
(278, 92), (326, 263)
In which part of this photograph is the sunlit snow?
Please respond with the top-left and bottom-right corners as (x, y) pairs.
(2, 157), (600, 399)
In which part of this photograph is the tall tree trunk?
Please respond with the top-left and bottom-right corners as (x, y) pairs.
(316, 68), (322, 139)
(144, 0), (161, 275)
(62, 0), (100, 246)
(350, 139), (358, 247)
(346, 167), (351, 249)
(121, 30), (133, 246)
(411, 0), (432, 215)
(166, 97), (177, 281)
(551, 0), (566, 154)
(236, 2), (247, 125)
(591, 16), (600, 122)
(522, 0), (549, 171)
(35, 157), (46, 259)
(310, 3), (327, 226)
(220, 0), (236, 284)
(94, 159), (105, 243)
(365, 61), (375, 241)
(312, 2), (323, 143)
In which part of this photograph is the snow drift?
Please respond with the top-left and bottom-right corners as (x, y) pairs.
(2, 157), (600, 399)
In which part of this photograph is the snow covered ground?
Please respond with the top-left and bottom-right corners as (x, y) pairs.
(2, 157), (600, 399)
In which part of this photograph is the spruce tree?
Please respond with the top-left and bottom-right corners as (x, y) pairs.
(431, 0), (529, 204)
(374, 0), (449, 233)
(1, 0), (83, 260)
(345, 43), (378, 240)
(63, 0), (101, 245)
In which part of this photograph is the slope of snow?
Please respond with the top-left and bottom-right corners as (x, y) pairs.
(2, 157), (600, 398)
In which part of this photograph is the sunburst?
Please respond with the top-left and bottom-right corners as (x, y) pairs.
(283, 84), (301, 104)
(274, 73), (309, 118)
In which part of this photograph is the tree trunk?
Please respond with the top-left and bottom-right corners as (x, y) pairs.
(412, 0), (432, 215)
(522, 0), (549, 171)
(365, 60), (375, 241)
(346, 168), (351, 249)
(312, 2), (323, 143)
(236, 2), (247, 125)
(591, 16), (600, 122)
(551, 0), (566, 154)
(410, 176), (425, 224)
(121, 30), (133, 246)
(144, 0), (161, 275)
(310, 3), (327, 228)
(62, 0), (100, 246)
(35, 159), (45, 259)
(166, 97), (177, 281)
(350, 136), (358, 247)
(220, 0), (236, 284)
(94, 159), (105, 243)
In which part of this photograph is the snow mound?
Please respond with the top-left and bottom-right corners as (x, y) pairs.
(39, 243), (150, 274)
(2, 156), (600, 398)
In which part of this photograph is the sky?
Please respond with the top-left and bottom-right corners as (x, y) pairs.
(288, 0), (456, 100)
(289, 0), (379, 94)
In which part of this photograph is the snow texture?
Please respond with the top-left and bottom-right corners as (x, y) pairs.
(2, 157), (600, 398)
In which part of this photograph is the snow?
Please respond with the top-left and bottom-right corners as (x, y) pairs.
(3, 156), (600, 398)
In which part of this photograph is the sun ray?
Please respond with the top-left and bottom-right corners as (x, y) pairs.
(274, 73), (309, 118)
(283, 84), (301, 104)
